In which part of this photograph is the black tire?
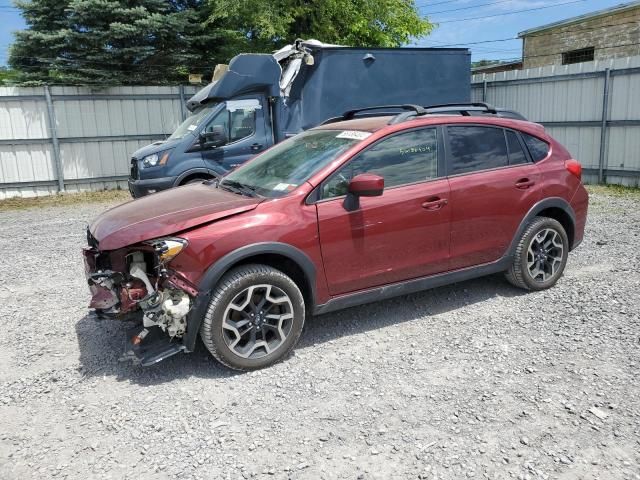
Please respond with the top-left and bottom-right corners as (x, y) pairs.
(199, 264), (305, 371)
(183, 177), (209, 185)
(505, 216), (569, 291)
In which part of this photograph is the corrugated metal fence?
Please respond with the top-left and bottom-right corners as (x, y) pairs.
(0, 85), (197, 199)
(1, 56), (640, 198)
(472, 55), (640, 187)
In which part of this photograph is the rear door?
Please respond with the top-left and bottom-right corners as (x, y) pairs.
(445, 125), (543, 270)
(200, 96), (270, 171)
(316, 127), (451, 295)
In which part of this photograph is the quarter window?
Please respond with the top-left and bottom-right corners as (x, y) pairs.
(506, 130), (529, 165)
(322, 128), (438, 199)
(522, 133), (550, 162)
(447, 126), (508, 175)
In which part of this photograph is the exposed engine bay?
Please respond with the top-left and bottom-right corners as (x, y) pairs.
(83, 234), (197, 356)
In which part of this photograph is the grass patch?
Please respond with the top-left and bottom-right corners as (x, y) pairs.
(0, 189), (131, 211)
(586, 184), (640, 197)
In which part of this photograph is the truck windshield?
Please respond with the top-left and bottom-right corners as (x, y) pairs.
(168, 103), (218, 140)
(220, 129), (368, 198)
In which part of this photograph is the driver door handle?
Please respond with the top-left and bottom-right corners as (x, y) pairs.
(251, 143), (263, 151)
(422, 197), (448, 210)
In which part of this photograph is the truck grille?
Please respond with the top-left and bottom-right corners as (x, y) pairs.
(130, 157), (139, 180)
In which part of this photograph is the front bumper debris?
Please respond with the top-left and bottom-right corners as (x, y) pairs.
(83, 236), (197, 366)
(120, 325), (186, 366)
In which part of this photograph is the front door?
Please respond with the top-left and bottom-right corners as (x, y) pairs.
(445, 125), (543, 270)
(315, 127), (451, 296)
(200, 96), (270, 171)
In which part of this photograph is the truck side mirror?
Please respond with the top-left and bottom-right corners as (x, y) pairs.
(343, 173), (384, 211)
(199, 126), (227, 149)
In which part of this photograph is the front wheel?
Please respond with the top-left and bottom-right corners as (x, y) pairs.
(200, 264), (305, 371)
(505, 216), (569, 291)
(183, 176), (209, 185)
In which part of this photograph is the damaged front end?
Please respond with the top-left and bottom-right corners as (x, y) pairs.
(83, 230), (197, 366)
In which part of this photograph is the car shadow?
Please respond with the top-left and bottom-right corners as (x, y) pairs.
(75, 274), (526, 385)
(300, 273), (526, 349)
(75, 315), (239, 385)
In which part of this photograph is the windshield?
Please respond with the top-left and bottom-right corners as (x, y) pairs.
(168, 103), (218, 140)
(221, 129), (369, 198)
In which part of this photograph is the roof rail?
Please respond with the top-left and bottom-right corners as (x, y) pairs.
(320, 102), (507, 127)
(424, 102), (498, 115)
(321, 104), (426, 125)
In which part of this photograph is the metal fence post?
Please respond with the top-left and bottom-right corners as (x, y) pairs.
(178, 85), (187, 121)
(598, 68), (611, 184)
(482, 79), (488, 102)
(44, 85), (64, 192)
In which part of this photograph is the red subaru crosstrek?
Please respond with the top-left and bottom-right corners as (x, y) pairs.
(84, 104), (588, 370)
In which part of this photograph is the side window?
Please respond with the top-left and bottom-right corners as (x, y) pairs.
(447, 126), (508, 175)
(322, 128), (438, 199)
(204, 109), (228, 137)
(506, 130), (529, 165)
(229, 109), (256, 142)
(203, 103), (257, 144)
(522, 133), (550, 162)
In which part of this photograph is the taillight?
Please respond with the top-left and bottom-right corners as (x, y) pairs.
(565, 159), (582, 181)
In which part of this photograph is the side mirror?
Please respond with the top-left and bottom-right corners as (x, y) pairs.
(199, 126), (227, 148)
(344, 173), (384, 211)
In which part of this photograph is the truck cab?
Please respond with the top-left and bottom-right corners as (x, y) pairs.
(128, 96), (271, 197)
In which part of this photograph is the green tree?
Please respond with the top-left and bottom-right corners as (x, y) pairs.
(210, 0), (433, 50)
(0, 67), (21, 85)
(8, 0), (71, 84)
(471, 59), (500, 68)
(9, 0), (237, 85)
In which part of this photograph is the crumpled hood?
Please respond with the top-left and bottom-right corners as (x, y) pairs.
(90, 183), (263, 251)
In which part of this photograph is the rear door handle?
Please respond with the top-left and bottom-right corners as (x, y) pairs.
(515, 178), (535, 189)
(251, 143), (263, 152)
(421, 197), (448, 210)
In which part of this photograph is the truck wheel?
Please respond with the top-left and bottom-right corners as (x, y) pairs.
(505, 216), (569, 291)
(183, 176), (209, 185)
(200, 264), (305, 371)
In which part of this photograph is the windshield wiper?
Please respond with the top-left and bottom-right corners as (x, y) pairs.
(219, 179), (258, 198)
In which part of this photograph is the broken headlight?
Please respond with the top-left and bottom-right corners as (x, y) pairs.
(145, 238), (188, 263)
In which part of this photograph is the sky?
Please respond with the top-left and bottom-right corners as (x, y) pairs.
(0, 0), (633, 66)
(414, 0), (631, 61)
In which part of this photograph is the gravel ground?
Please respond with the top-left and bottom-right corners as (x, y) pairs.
(0, 188), (639, 480)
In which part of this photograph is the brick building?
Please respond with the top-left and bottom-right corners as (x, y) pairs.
(518, 1), (640, 69)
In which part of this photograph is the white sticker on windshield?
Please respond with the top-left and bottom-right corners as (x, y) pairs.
(273, 183), (295, 191)
(187, 124), (197, 131)
(336, 130), (371, 140)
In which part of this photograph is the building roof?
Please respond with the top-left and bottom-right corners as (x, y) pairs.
(518, 1), (640, 37)
(471, 61), (523, 73)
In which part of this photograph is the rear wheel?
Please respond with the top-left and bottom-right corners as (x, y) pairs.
(506, 216), (569, 291)
(200, 264), (305, 371)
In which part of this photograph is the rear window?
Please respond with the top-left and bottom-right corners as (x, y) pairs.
(522, 133), (550, 162)
(447, 126), (508, 175)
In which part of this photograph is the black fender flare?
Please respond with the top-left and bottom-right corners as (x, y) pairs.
(183, 242), (317, 352)
(505, 197), (576, 258)
(174, 168), (219, 187)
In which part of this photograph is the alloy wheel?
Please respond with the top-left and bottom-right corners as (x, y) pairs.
(526, 228), (564, 282)
(222, 284), (294, 359)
